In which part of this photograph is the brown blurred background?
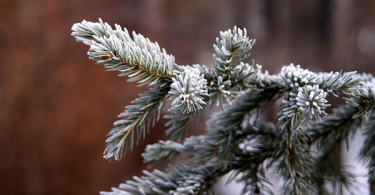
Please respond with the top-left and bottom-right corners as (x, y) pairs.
(1, 0), (375, 195)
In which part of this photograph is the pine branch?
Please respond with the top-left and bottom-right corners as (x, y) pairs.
(142, 139), (188, 167)
(278, 64), (318, 89)
(361, 117), (375, 195)
(310, 80), (375, 155)
(71, 19), (175, 86)
(309, 105), (363, 194)
(317, 71), (362, 95)
(254, 64), (280, 88)
(104, 141), (277, 195)
(229, 62), (258, 90)
(275, 95), (316, 195)
(194, 87), (280, 169)
(162, 65), (209, 142)
(307, 104), (367, 194)
(310, 105), (363, 154)
(138, 121), (277, 195)
(240, 120), (278, 139)
(278, 64), (362, 94)
(355, 81), (375, 194)
(169, 65), (208, 114)
(213, 26), (255, 78)
(196, 27), (257, 108)
(71, 21), (375, 194)
(100, 165), (222, 195)
(273, 80), (334, 194)
(234, 121), (277, 195)
(308, 81), (375, 193)
(103, 86), (170, 161)
(314, 157), (358, 195)
(234, 156), (274, 195)
(272, 65), (365, 194)
(142, 135), (206, 167)
(164, 112), (192, 142)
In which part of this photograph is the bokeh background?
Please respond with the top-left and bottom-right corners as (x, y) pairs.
(1, 0), (375, 195)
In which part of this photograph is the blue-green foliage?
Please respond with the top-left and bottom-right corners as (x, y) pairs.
(72, 19), (375, 195)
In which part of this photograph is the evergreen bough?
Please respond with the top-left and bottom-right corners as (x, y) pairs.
(72, 19), (375, 195)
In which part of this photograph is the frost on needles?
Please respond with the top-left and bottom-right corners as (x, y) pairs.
(72, 19), (375, 195)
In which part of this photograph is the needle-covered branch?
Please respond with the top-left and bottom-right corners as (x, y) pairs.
(72, 19), (175, 86)
(72, 20), (375, 194)
(103, 86), (170, 161)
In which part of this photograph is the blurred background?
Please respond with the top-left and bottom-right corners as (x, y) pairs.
(1, 0), (375, 195)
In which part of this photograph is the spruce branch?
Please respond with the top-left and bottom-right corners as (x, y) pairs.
(273, 77), (334, 194)
(273, 67), (364, 195)
(346, 81), (375, 119)
(141, 140), (186, 167)
(103, 86), (170, 161)
(230, 62), (258, 90)
(201, 27), (257, 107)
(169, 65), (208, 114)
(314, 156), (359, 195)
(104, 145), (278, 195)
(275, 93), (316, 195)
(311, 105), (360, 150)
(183, 123), (277, 194)
(308, 79), (375, 193)
(164, 112), (192, 142)
(234, 121), (277, 195)
(208, 75), (239, 106)
(164, 65), (209, 142)
(355, 81), (375, 194)
(361, 116), (375, 194)
(278, 64), (363, 95)
(194, 87), (280, 169)
(234, 155), (274, 195)
(213, 26), (255, 78)
(317, 71), (362, 95)
(193, 63), (259, 109)
(100, 165), (223, 195)
(142, 135), (205, 167)
(71, 19), (175, 86)
(310, 80), (375, 151)
(71, 20), (375, 194)
(279, 63), (317, 89)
